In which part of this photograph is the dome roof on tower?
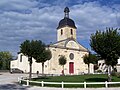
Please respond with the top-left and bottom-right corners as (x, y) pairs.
(57, 7), (77, 29)
(57, 17), (77, 29)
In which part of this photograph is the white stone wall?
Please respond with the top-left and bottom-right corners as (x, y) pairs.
(10, 60), (18, 69)
(90, 63), (94, 74)
(48, 46), (89, 75)
(11, 53), (43, 74)
(116, 65), (120, 72)
(118, 58), (120, 64)
(116, 58), (120, 72)
(98, 60), (107, 72)
(97, 59), (120, 73)
(11, 48), (94, 75)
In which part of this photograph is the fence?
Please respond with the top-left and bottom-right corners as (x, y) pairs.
(18, 77), (120, 88)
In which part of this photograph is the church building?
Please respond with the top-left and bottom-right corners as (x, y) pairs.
(10, 7), (94, 75)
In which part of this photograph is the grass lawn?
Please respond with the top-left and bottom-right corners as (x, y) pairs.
(22, 74), (120, 88)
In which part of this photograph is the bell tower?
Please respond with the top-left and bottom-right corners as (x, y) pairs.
(57, 7), (77, 41)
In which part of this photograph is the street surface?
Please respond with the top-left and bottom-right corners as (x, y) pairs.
(0, 72), (120, 90)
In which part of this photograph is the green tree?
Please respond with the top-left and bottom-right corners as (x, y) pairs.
(0, 51), (12, 70)
(20, 40), (51, 78)
(90, 28), (120, 81)
(20, 40), (36, 80)
(34, 48), (52, 76)
(20, 40), (34, 80)
(59, 55), (67, 75)
(83, 53), (98, 74)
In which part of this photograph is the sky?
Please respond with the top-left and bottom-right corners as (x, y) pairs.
(0, 0), (120, 56)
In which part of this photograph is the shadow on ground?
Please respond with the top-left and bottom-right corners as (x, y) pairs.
(86, 78), (108, 82)
(0, 84), (29, 90)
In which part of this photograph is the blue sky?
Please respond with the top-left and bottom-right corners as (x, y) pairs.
(0, 0), (120, 56)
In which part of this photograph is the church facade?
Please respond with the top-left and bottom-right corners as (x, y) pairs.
(10, 7), (94, 75)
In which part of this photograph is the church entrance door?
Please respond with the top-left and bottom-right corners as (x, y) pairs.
(69, 62), (74, 74)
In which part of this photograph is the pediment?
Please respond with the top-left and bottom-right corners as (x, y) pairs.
(49, 38), (88, 52)
(65, 40), (79, 49)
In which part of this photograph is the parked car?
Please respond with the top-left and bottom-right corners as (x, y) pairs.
(10, 68), (24, 73)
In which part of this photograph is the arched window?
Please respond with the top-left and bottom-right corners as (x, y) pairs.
(71, 29), (73, 35)
(61, 29), (63, 35)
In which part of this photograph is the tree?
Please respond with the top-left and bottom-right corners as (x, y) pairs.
(59, 55), (67, 75)
(20, 40), (51, 78)
(83, 53), (98, 74)
(0, 51), (12, 70)
(34, 48), (52, 76)
(90, 28), (120, 81)
(20, 40), (35, 80)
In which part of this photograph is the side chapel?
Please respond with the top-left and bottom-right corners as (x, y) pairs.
(11, 7), (94, 75)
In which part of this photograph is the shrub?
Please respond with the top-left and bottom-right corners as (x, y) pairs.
(97, 70), (102, 73)
(115, 72), (120, 78)
(111, 71), (116, 76)
(94, 64), (99, 70)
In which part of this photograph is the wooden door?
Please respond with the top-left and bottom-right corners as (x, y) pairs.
(69, 62), (74, 74)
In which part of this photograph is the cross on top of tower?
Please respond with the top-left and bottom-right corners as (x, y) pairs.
(64, 7), (70, 18)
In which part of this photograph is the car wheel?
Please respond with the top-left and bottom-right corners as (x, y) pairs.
(10, 72), (13, 74)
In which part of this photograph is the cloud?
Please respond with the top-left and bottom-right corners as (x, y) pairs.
(0, 0), (119, 55)
(70, 2), (119, 39)
(0, 0), (37, 8)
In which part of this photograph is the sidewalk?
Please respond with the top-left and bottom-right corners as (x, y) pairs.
(28, 86), (120, 90)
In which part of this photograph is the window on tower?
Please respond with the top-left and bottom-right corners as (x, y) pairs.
(61, 29), (63, 35)
(71, 29), (73, 35)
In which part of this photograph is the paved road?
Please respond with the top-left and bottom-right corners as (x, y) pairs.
(0, 72), (120, 90)
(0, 72), (29, 89)
(0, 72), (28, 84)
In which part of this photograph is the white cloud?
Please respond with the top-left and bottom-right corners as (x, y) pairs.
(0, 0), (37, 11)
(70, 2), (119, 40)
(0, 0), (119, 55)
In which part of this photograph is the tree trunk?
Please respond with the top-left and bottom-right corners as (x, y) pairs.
(88, 64), (90, 74)
(63, 65), (64, 75)
(28, 56), (32, 80)
(108, 65), (112, 82)
(42, 63), (44, 76)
